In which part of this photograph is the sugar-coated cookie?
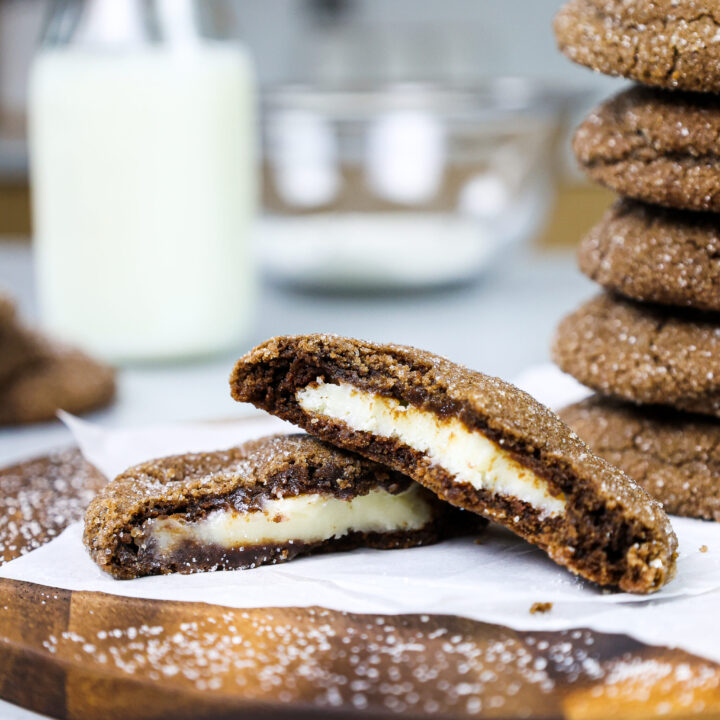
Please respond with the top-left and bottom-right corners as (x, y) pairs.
(555, 0), (720, 92)
(85, 434), (458, 579)
(231, 334), (677, 593)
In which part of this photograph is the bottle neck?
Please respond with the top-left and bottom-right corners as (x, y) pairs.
(75, 0), (150, 47)
(42, 0), (204, 49)
(156, 0), (201, 46)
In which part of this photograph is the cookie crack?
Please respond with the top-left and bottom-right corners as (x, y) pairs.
(663, 45), (681, 84)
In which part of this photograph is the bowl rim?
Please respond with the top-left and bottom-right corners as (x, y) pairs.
(261, 78), (587, 122)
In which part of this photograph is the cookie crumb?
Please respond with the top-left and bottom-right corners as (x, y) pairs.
(700, 545), (708, 553)
(474, 538), (484, 545)
(530, 602), (553, 615)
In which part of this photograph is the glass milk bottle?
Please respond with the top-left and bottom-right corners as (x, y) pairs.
(29, 0), (255, 362)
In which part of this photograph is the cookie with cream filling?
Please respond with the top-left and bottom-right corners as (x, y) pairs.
(84, 434), (461, 579)
(230, 334), (678, 594)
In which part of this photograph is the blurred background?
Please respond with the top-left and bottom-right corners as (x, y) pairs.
(0, 0), (619, 463)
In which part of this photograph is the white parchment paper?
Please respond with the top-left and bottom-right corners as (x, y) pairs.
(2, 365), (720, 663)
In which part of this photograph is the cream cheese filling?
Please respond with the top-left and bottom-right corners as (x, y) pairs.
(146, 485), (432, 555)
(296, 380), (566, 518)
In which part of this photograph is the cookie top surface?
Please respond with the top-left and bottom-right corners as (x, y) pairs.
(231, 334), (677, 592)
(574, 86), (720, 212)
(84, 433), (418, 558)
(233, 335), (601, 476)
(99, 433), (409, 506)
(230, 334), (668, 518)
(560, 396), (720, 521)
(555, 0), (720, 91)
(553, 293), (720, 415)
(234, 336), (583, 450)
(0, 448), (106, 564)
(578, 199), (720, 312)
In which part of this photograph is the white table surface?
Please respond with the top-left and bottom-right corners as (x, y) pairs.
(0, 238), (595, 719)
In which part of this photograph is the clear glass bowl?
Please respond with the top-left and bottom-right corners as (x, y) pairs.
(259, 79), (563, 292)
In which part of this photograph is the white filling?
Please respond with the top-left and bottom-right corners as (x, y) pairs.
(148, 485), (431, 555)
(296, 381), (566, 518)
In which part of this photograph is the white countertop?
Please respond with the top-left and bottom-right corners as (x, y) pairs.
(0, 238), (595, 719)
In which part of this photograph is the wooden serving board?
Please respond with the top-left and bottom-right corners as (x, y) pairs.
(0, 450), (719, 720)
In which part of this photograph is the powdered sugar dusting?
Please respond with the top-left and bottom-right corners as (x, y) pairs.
(0, 448), (105, 563)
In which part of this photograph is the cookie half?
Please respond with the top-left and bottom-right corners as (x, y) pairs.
(553, 293), (720, 417)
(84, 434), (456, 579)
(555, 0), (720, 92)
(560, 396), (720, 521)
(579, 199), (720, 312)
(230, 334), (677, 593)
(574, 87), (720, 212)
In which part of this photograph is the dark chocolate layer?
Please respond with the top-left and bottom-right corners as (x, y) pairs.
(126, 526), (442, 577)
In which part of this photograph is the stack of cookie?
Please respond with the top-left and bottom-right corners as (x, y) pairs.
(552, 1), (720, 521)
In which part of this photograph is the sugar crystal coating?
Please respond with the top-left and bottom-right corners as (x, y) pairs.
(553, 293), (720, 417)
(555, 0), (720, 92)
(231, 334), (677, 593)
(84, 433), (454, 579)
(574, 87), (720, 212)
(0, 449), (106, 564)
(578, 199), (720, 312)
(561, 396), (720, 520)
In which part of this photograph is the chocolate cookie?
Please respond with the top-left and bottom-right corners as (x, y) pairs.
(84, 434), (457, 579)
(230, 334), (678, 593)
(0, 338), (116, 425)
(0, 448), (106, 564)
(560, 396), (720, 521)
(0, 295), (42, 385)
(0, 294), (13, 325)
(579, 199), (720, 312)
(553, 293), (720, 417)
(555, 0), (720, 92)
(574, 87), (720, 212)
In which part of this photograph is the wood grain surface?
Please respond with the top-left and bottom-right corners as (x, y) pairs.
(0, 450), (718, 720)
